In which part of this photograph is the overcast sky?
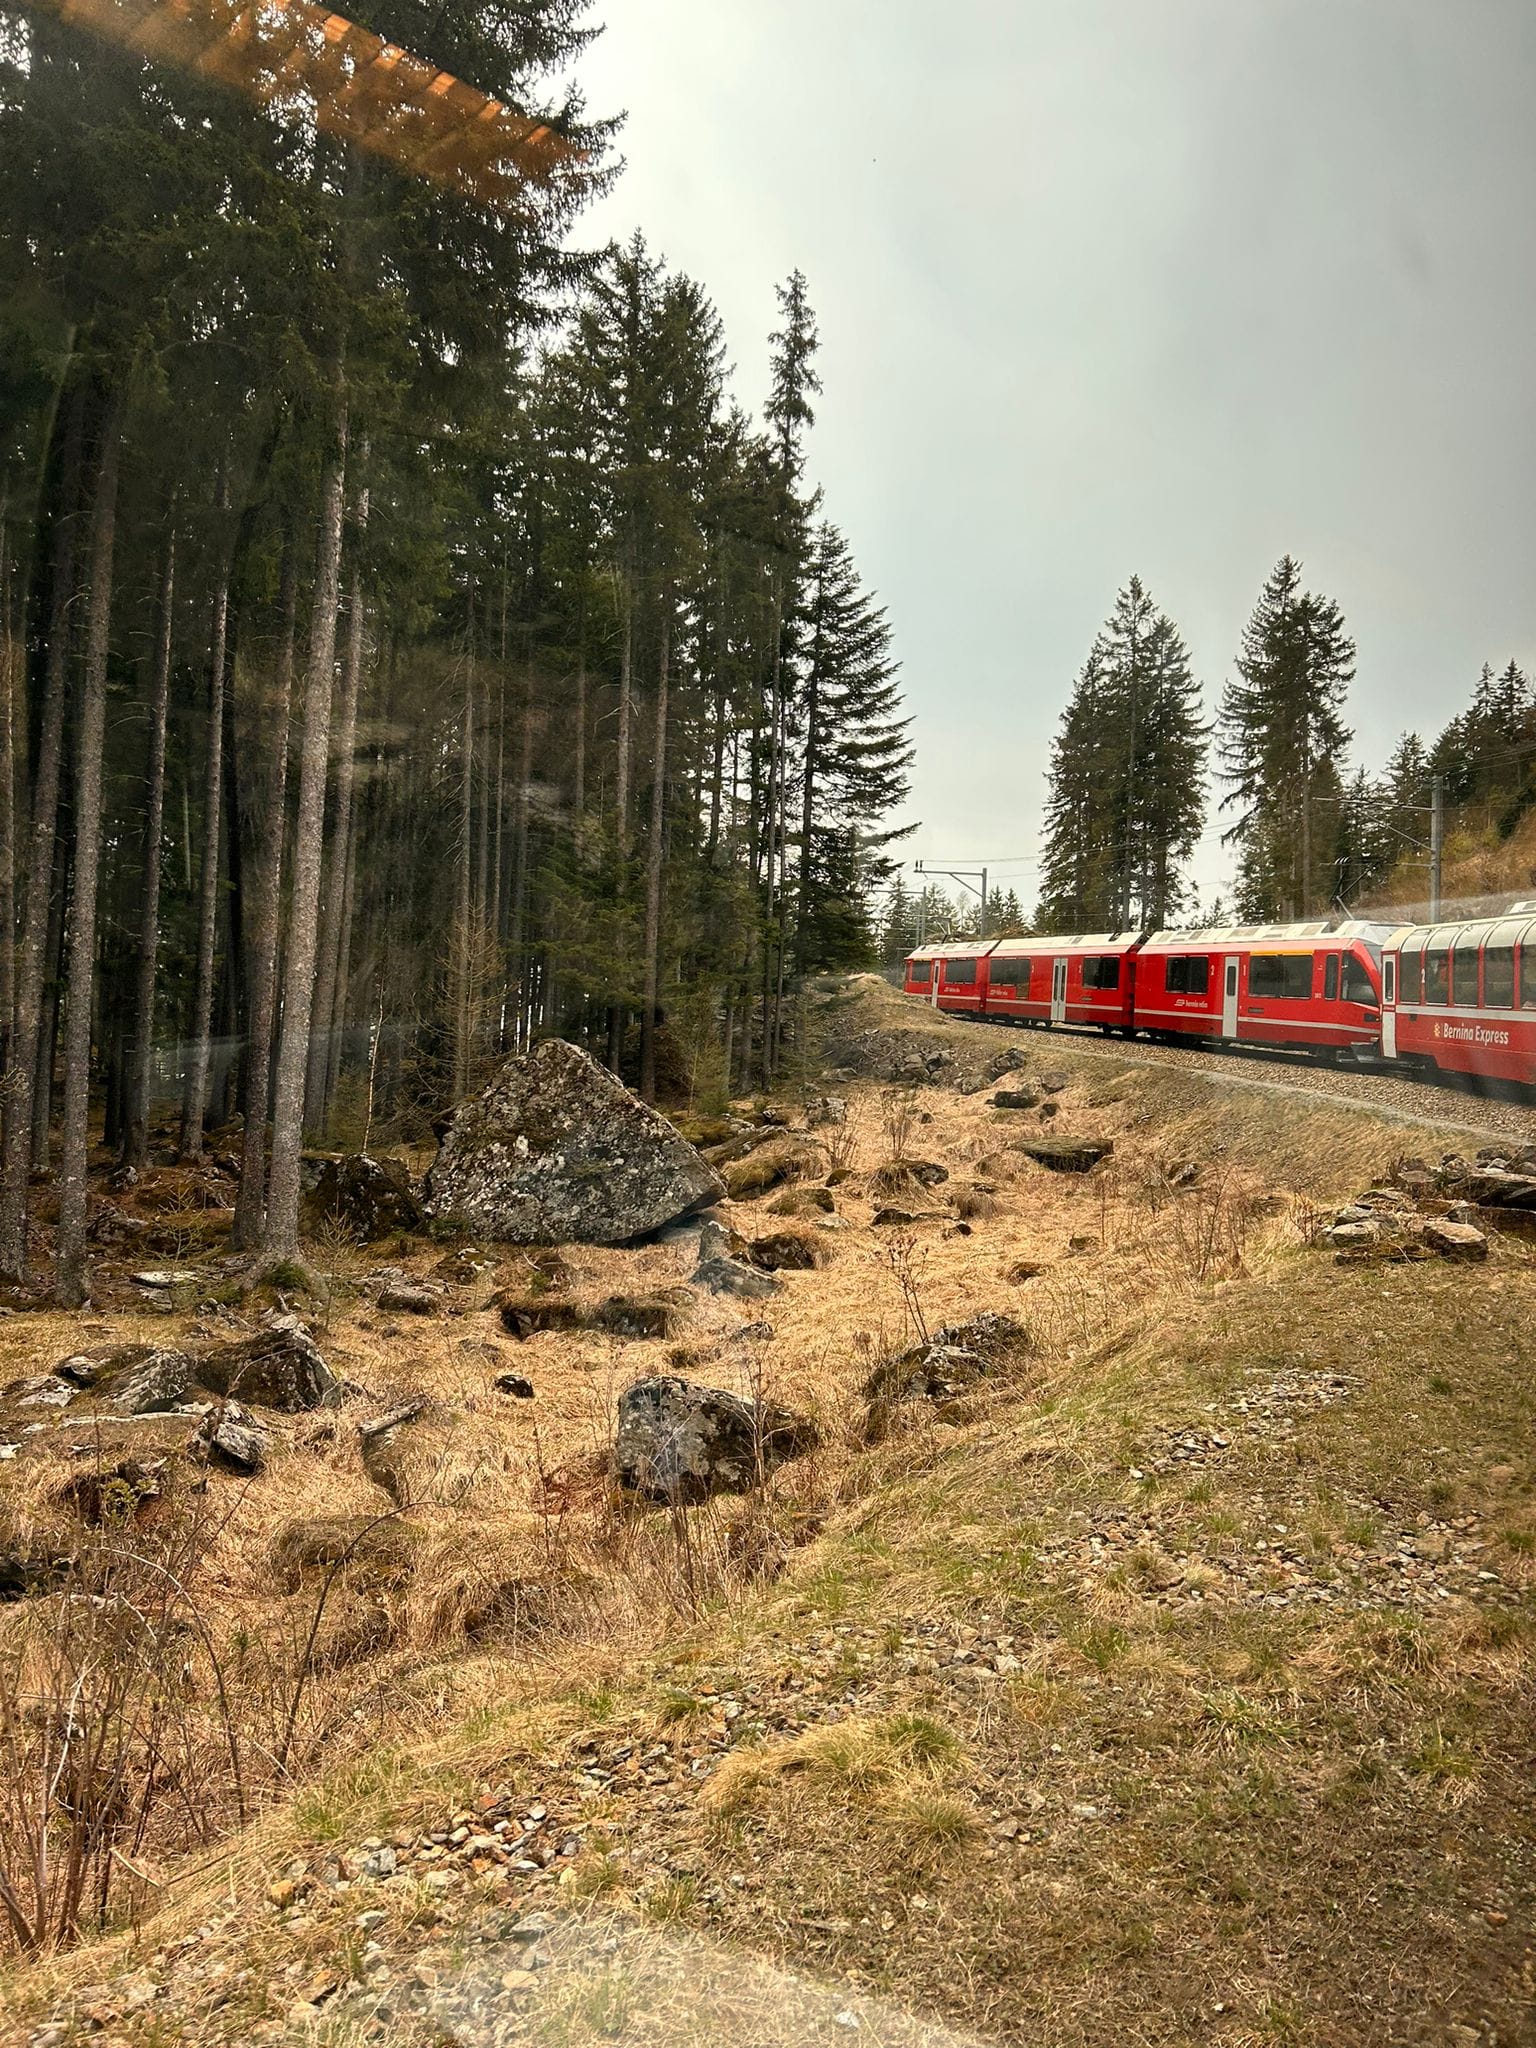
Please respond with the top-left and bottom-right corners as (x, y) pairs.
(573, 0), (1536, 914)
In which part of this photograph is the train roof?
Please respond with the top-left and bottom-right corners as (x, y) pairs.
(987, 931), (1140, 953)
(1389, 913), (1536, 949)
(1141, 921), (1334, 948)
(906, 941), (995, 960)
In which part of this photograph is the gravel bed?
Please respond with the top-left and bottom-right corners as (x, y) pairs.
(952, 1016), (1536, 1143)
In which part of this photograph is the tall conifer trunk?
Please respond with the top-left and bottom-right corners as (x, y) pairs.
(0, 392), (83, 1278)
(640, 603), (671, 1100)
(261, 404), (348, 1261)
(180, 558), (229, 1158)
(308, 521), (366, 1134)
(124, 523), (174, 1169)
(232, 543), (297, 1248)
(56, 384), (124, 1306)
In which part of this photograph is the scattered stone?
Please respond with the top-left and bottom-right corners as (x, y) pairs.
(864, 1311), (1032, 1413)
(768, 1184), (835, 1218)
(804, 1095), (847, 1128)
(197, 1316), (338, 1412)
(130, 1268), (191, 1289)
(5, 1373), (77, 1409)
(1038, 1071), (1070, 1094)
(195, 1405), (268, 1474)
(743, 1231), (820, 1273)
(990, 1085), (1042, 1111)
(692, 1220), (780, 1299)
(100, 1346), (197, 1415)
(614, 1376), (818, 1501)
(1006, 1259), (1047, 1283)
(1009, 1135), (1112, 1172)
(425, 1039), (724, 1244)
(302, 1153), (424, 1241)
(495, 1372), (536, 1399)
(871, 1207), (916, 1227)
(1421, 1218), (1488, 1262)
(375, 1282), (440, 1316)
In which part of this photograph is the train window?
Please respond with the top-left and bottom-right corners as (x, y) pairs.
(1450, 946), (1479, 1006)
(1384, 956), (1397, 1003)
(943, 958), (976, 986)
(1249, 952), (1314, 1001)
(988, 955), (1028, 986)
(1343, 954), (1376, 1005)
(1522, 947), (1536, 1009)
(1397, 949), (1422, 1003)
(1423, 945), (1450, 1004)
(909, 961), (931, 986)
(1082, 956), (1121, 991)
(1323, 955), (1338, 1001)
(1483, 948), (1514, 1008)
(1165, 956), (1209, 995)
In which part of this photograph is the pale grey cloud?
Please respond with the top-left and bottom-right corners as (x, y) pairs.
(575, 0), (1536, 908)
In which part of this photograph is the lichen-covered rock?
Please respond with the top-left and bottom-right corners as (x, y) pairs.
(614, 1375), (818, 1501)
(304, 1153), (423, 1241)
(197, 1315), (338, 1411)
(195, 1405), (268, 1473)
(769, 1184), (835, 1218)
(98, 1345), (197, 1415)
(863, 1311), (1032, 1411)
(692, 1220), (780, 1299)
(424, 1040), (724, 1245)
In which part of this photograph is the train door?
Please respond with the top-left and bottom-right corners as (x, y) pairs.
(1050, 958), (1067, 1025)
(1381, 953), (1396, 1058)
(930, 966), (940, 1010)
(1221, 955), (1240, 1039)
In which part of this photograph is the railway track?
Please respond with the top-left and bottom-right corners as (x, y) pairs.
(944, 1011), (1536, 1144)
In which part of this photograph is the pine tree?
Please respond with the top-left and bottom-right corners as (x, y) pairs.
(1037, 577), (1205, 932)
(794, 522), (912, 971)
(1219, 555), (1354, 919)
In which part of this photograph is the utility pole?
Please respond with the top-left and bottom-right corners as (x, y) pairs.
(1429, 774), (1444, 922)
(914, 859), (990, 938)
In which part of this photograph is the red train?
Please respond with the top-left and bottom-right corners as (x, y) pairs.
(904, 908), (1536, 1085)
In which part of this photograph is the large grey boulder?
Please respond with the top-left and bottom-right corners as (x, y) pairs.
(614, 1376), (818, 1502)
(424, 1040), (724, 1245)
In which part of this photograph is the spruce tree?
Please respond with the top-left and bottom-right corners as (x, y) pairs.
(1037, 576), (1205, 932)
(1219, 555), (1354, 919)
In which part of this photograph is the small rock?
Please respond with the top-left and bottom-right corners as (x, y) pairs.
(1421, 1218), (1488, 1262)
(495, 1372), (536, 1399)
(989, 1086), (1042, 1111)
(614, 1375), (818, 1501)
(375, 1283), (439, 1316)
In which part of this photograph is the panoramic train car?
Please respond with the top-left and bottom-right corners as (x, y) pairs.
(980, 932), (1140, 1031)
(902, 941), (993, 1014)
(1133, 921), (1385, 1053)
(1383, 913), (1536, 1084)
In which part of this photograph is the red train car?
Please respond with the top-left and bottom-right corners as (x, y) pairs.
(1133, 922), (1385, 1053)
(1382, 912), (1536, 1084)
(902, 942), (991, 1014)
(979, 933), (1139, 1032)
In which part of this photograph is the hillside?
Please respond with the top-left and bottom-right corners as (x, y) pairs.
(2, 980), (1533, 2048)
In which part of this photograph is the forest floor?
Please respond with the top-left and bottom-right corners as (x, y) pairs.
(1, 977), (1533, 2048)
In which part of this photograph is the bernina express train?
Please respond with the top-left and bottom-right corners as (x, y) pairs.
(903, 909), (1536, 1084)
